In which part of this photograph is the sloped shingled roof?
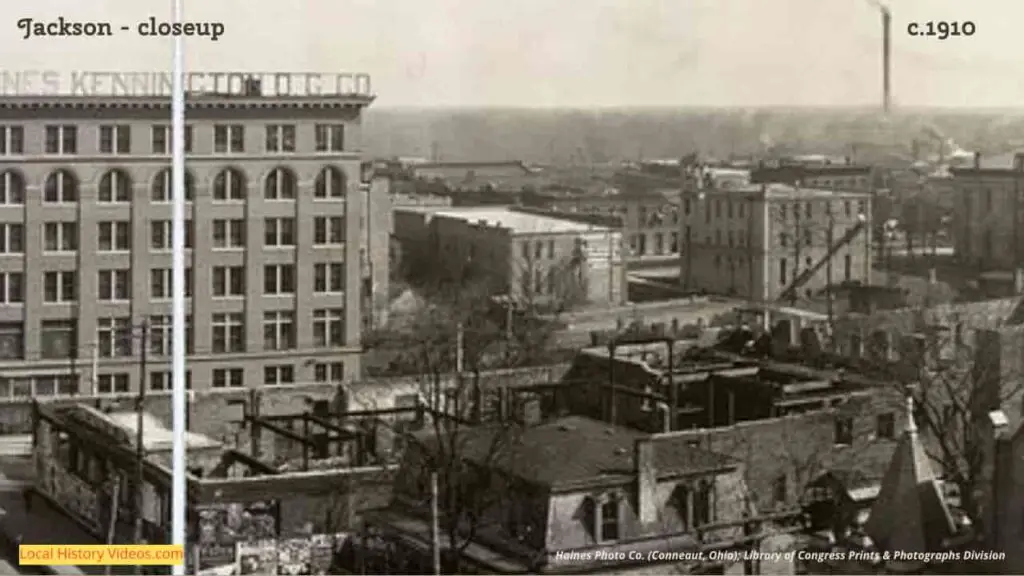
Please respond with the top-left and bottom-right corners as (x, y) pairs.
(864, 399), (958, 557)
(425, 416), (738, 492)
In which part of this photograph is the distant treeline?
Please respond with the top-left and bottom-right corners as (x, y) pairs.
(363, 108), (1024, 163)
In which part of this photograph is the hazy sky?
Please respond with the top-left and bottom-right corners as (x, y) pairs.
(4, 0), (1022, 108)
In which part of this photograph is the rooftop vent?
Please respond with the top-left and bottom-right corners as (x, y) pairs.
(558, 424), (574, 432)
(604, 429), (615, 436)
(614, 447), (627, 455)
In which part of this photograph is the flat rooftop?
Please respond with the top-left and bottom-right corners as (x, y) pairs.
(700, 183), (871, 200)
(104, 411), (222, 452)
(429, 206), (614, 235)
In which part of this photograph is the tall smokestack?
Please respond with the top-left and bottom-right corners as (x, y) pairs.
(882, 8), (891, 115)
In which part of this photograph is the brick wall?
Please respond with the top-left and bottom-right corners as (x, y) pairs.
(655, 391), (903, 512)
(0, 363), (574, 442)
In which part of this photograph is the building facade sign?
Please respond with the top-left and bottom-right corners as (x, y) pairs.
(0, 71), (372, 97)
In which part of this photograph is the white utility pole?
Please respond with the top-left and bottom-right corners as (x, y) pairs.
(169, 0), (188, 571)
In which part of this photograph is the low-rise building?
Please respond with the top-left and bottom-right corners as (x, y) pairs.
(393, 206), (626, 307)
(556, 339), (903, 514)
(362, 415), (763, 574)
(679, 182), (873, 302)
(30, 400), (403, 574)
(521, 190), (681, 275)
(751, 162), (874, 192)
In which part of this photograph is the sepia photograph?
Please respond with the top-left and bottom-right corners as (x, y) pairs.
(0, 0), (1021, 574)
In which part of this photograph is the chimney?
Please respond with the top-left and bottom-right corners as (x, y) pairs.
(882, 8), (891, 115)
(983, 410), (1010, 551)
(1015, 269), (1024, 294)
(974, 151), (982, 169)
(845, 156), (852, 166)
(635, 438), (658, 525)
(928, 268), (937, 285)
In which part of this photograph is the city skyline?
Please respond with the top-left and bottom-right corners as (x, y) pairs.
(2, 0), (1020, 108)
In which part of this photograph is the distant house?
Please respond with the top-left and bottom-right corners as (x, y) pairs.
(361, 416), (757, 574)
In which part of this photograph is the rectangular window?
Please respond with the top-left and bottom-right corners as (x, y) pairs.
(844, 254), (852, 281)
(40, 319), (77, 359)
(212, 219), (246, 249)
(772, 474), (788, 505)
(263, 311), (296, 351)
(314, 362), (345, 383)
(214, 125), (244, 153)
(779, 258), (787, 286)
(0, 126), (24, 155)
(313, 309), (344, 347)
(149, 370), (193, 391)
(43, 222), (77, 252)
(148, 315), (194, 356)
(212, 266), (246, 297)
(151, 125), (194, 154)
(834, 416), (854, 445)
(98, 125), (131, 154)
(0, 224), (22, 254)
(265, 124), (296, 153)
(212, 368), (244, 389)
(263, 365), (295, 386)
(150, 268), (193, 299)
(97, 318), (134, 358)
(314, 124), (344, 152)
(0, 173), (24, 205)
(97, 221), (131, 252)
(876, 413), (896, 440)
(264, 218), (296, 247)
(0, 273), (23, 304)
(313, 263), (344, 294)
(43, 271), (77, 303)
(0, 322), (23, 360)
(44, 125), (77, 154)
(263, 264), (296, 295)
(150, 220), (194, 250)
(211, 313), (245, 353)
(97, 269), (131, 301)
(313, 217), (344, 246)
(96, 374), (130, 395)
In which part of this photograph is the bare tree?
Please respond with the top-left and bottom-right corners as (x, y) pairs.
(878, 308), (1024, 523)
(359, 261), (586, 573)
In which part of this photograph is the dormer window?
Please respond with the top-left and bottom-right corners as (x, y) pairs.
(599, 494), (621, 541)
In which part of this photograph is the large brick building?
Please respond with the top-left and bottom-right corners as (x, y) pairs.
(679, 180), (873, 303)
(393, 206), (626, 307)
(0, 85), (384, 400)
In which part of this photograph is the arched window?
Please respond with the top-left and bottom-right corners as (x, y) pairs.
(0, 171), (25, 205)
(265, 167), (297, 200)
(599, 493), (620, 542)
(213, 168), (246, 201)
(314, 166), (346, 199)
(151, 168), (195, 202)
(43, 170), (78, 203)
(97, 170), (132, 203)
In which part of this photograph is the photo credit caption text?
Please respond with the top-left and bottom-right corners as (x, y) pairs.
(18, 17), (224, 41)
